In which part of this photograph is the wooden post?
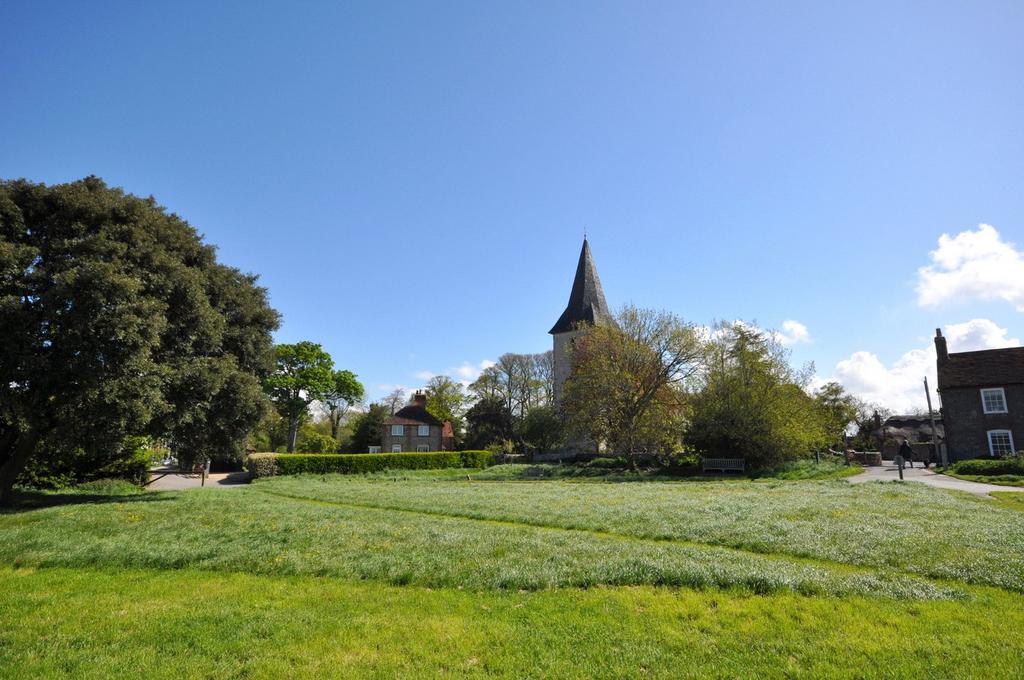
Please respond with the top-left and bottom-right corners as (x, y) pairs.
(924, 376), (945, 468)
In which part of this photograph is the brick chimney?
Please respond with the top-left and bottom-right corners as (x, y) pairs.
(934, 328), (948, 362)
(412, 391), (427, 406)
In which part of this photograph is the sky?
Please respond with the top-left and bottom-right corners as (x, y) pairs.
(3, 1), (1023, 412)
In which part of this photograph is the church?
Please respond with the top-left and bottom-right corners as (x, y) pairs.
(549, 238), (613, 408)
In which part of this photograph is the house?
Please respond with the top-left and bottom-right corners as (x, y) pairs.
(935, 328), (1024, 460)
(878, 414), (944, 460)
(380, 391), (450, 453)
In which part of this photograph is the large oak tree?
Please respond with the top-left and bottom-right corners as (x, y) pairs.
(0, 177), (280, 503)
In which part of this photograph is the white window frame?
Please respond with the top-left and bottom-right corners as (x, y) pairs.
(368, 446), (381, 454)
(987, 430), (1015, 457)
(417, 424), (430, 436)
(391, 444), (402, 453)
(981, 388), (1008, 414)
(391, 424), (404, 436)
(416, 444), (429, 452)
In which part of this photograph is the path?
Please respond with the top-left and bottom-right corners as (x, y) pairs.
(147, 471), (249, 491)
(848, 460), (1024, 495)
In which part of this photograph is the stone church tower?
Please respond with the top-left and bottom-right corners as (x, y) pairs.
(549, 238), (612, 407)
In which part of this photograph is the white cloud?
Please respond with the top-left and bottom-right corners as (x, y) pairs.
(917, 224), (1024, 311)
(825, 318), (1020, 412)
(412, 359), (495, 388)
(944, 318), (1020, 352)
(774, 320), (811, 346)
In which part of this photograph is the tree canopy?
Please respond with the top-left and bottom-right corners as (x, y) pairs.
(322, 369), (365, 440)
(562, 306), (703, 457)
(264, 342), (336, 452)
(0, 177), (280, 503)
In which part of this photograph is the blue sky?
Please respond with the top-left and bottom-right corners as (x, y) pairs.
(3, 1), (1023, 411)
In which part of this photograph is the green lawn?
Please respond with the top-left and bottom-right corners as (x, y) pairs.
(1, 468), (1023, 678)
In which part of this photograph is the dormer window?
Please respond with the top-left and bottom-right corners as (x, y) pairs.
(981, 388), (1008, 414)
(418, 425), (430, 436)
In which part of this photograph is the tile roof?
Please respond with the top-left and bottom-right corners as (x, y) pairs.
(549, 238), (612, 334)
(937, 346), (1024, 389)
(384, 404), (443, 427)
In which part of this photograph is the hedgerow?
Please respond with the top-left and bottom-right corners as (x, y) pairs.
(245, 450), (493, 478)
(950, 457), (1024, 476)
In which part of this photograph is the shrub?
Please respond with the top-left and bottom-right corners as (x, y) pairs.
(589, 457), (626, 469)
(245, 450), (494, 479)
(951, 457), (1024, 476)
(296, 431), (337, 453)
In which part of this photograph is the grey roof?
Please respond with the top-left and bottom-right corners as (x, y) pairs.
(549, 238), (612, 334)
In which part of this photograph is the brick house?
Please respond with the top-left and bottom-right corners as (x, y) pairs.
(379, 392), (450, 453)
(935, 328), (1024, 460)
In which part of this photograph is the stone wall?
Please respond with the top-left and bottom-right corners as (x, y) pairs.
(940, 384), (1024, 460)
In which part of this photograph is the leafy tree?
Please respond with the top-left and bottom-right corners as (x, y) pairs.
(322, 370), (365, 439)
(0, 177), (279, 504)
(382, 388), (407, 415)
(348, 403), (389, 453)
(296, 429), (337, 453)
(264, 342), (335, 452)
(813, 381), (861, 450)
(518, 405), (564, 453)
(562, 306), (703, 460)
(684, 322), (825, 469)
(424, 375), (466, 443)
(464, 396), (513, 449)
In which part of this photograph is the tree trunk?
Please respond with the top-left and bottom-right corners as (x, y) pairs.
(0, 431), (38, 507)
(287, 420), (298, 453)
(330, 411), (339, 440)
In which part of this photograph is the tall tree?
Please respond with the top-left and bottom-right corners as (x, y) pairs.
(322, 370), (365, 440)
(382, 388), (407, 415)
(813, 381), (861, 451)
(684, 322), (825, 468)
(464, 396), (513, 449)
(562, 306), (703, 459)
(424, 375), (467, 441)
(0, 178), (280, 503)
(264, 342), (335, 452)
(348, 403), (389, 453)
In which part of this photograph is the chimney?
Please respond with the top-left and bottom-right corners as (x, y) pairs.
(412, 391), (427, 406)
(934, 328), (948, 362)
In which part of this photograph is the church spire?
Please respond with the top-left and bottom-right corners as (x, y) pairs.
(549, 238), (611, 335)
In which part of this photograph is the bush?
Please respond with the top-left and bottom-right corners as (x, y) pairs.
(589, 457), (626, 469)
(951, 458), (1024, 476)
(245, 450), (494, 479)
(296, 431), (337, 453)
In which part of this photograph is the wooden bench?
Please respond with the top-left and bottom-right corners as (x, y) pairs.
(702, 457), (745, 474)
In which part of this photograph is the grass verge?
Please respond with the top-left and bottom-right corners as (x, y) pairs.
(1, 567), (1021, 679)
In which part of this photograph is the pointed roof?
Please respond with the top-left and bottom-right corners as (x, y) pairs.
(549, 238), (612, 334)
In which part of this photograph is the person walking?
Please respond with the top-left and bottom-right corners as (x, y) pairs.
(898, 438), (914, 469)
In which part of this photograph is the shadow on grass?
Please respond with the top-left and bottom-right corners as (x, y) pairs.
(1, 488), (173, 514)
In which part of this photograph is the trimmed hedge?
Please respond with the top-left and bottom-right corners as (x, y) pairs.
(245, 450), (494, 479)
(950, 457), (1024, 476)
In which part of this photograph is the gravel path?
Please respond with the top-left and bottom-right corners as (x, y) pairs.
(848, 461), (1024, 495)
(147, 471), (249, 491)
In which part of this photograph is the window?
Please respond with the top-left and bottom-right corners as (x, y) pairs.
(987, 430), (1015, 457)
(981, 388), (1008, 414)
(391, 424), (404, 436)
(416, 445), (429, 452)
(368, 446), (381, 454)
(391, 444), (402, 453)
(417, 425), (430, 436)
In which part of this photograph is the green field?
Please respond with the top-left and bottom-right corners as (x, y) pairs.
(2, 468), (1023, 678)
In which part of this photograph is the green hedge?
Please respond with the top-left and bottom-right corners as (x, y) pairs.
(950, 457), (1024, 476)
(245, 450), (494, 479)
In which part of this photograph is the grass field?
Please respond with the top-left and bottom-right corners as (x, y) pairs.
(2, 466), (1023, 678)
